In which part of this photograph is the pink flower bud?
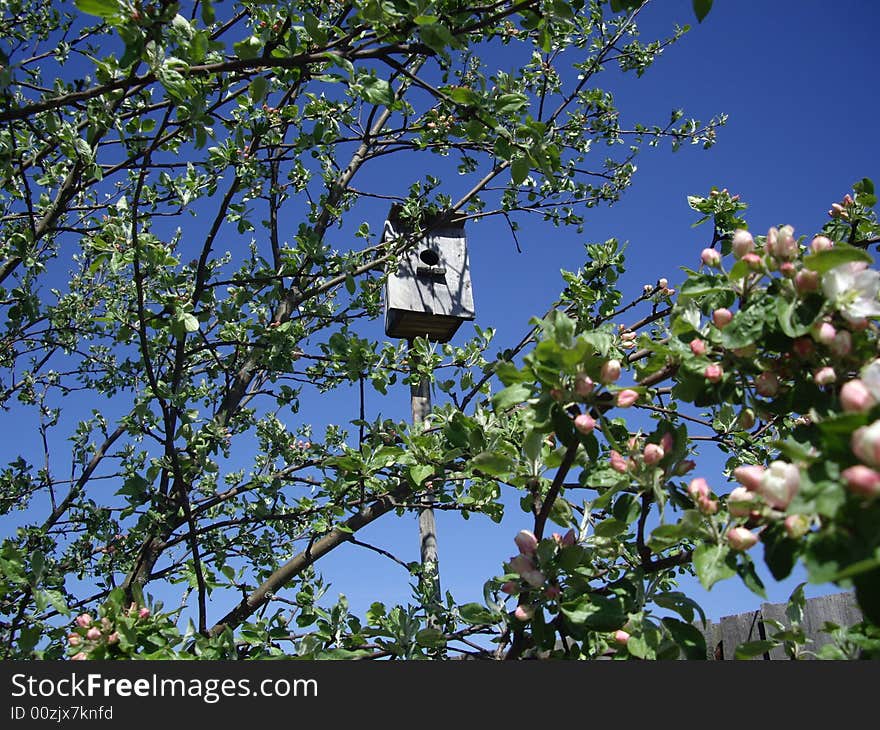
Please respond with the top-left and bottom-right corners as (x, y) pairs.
(784, 515), (811, 539)
(67, 634), (81, 646)
(811, 321), (836, 345)
(841, 379), (876, 412)
(609, 450), (629, 473)
(687, 477), (710, 500)
(830, 203), (846, 218)
(779, 261), (796, 278)
(698, 496), (719, 514)
(658, 278), (669, 289)
(509, 554), (535, 575)
(712, 308), (733, 329)
(613, 629), (631, 645)
(767, 225), (799, 260)
(71, 652), (88, 661)
(755, 372), (780, 397)
(600, 359), (622, 384)
(689, 338), (707, 356)
(810, 236), (834, 253)
(831, 330), (852, 357)
(574, 413), (596, 435)
(521, 568), (546, 589)
(727, 486), (755, 517)
(514, 604), (535, 621)
(843, 194), (854, 206)
(795, 268), (819, 293)
(851, 421), (880, 468)
(731, 229), (755, 259)
(138, 607), (150, 620)
(574, 373), (595, 397)
(841, 465), (880, 497)
(660, 432), (674, 453)
(561, 529), (577, 546)
(704, 364), (723, 383)
(814, 367), (836, 386)
(549, 388), (566, 402)
(675, 459), (696, 475)
(514, 530), (539, 555)
(727, 527), (758, 551)
(742, 252), (763, 270)
(616, 389), (639, 408)
(86, 627), (101, 641)
(701, 248), (721, 267)
(75, 614), (92, 629)
(107, 632), (119, 645)
(734, 464), (765, 492)
(501, 581), (519, 595)
(758, 460), (800, 510)
(643, 443), (665, 465)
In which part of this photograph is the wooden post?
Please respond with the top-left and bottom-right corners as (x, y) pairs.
(410, 345), (440, 615)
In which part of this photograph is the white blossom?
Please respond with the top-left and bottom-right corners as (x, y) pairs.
(822, 262), (880, 323)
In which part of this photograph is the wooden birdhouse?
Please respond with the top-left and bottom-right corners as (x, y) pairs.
(383, 205), (475, 343)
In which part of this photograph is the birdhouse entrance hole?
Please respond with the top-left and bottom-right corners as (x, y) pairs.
(419, 249), (440, 266)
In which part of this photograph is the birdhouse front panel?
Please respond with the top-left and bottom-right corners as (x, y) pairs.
(384, 216), (475, 343)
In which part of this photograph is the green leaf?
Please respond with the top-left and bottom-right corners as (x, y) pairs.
(737, 554), (767, 599)
(415, 627), (447, 648)
(250, 76), (268, 103)
(734, 640), (775, 659)
(803, 242), (873, 273)
(409, 464), (433, 486)
(492, 383), (531, 411)
(662, 617), (707, 659)
(511, 155), (530, 185)
(655, 591), (707, 627)
(761, 524), (798, 581)
(593, 517), (627, 538)
(75, 0), (119, 19)
(693, 543), (737, 590)
(560, 593), (625, 631)
(854, 567), (880, 625)
(692, 0), (713, 22)
(459, 603), (498, 625)
(39, 589), (67, 615)
(721, 301), (772, 350)
(233, 36), (262, 60)
(470, 451), (514, 478)
(182, 312), (200, 333)
(359, 76), (394, 106)
(17, 626), (41, 655)
(776, 294), (823, 338)
(548, 498), (573, 528)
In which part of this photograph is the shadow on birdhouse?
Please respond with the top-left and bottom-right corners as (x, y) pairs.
(383, 205), (475, 343)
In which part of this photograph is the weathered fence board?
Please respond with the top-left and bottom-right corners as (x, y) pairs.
(700, 591), (862, 660)
(719, 610), (763, 660)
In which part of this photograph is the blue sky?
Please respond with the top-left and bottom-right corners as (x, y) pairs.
(3, 0), (879, 641)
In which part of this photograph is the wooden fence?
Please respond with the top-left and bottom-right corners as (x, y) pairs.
(698, 591), (862, 660)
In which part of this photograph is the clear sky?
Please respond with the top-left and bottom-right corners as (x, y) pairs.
(3, 0), (879, 640)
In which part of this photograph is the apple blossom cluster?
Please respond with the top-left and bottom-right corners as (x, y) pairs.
(502, 529), (574, 620)
(607, 430), (694, 482)
(67, 604), (150, 660)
